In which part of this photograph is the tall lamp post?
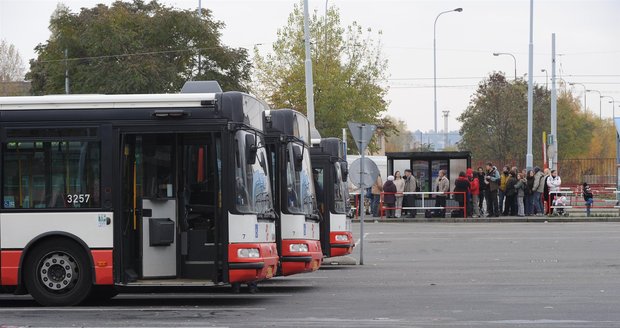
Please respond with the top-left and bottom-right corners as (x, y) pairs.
(602, 96), (616, 118)
(434, 7), (463, 134)
(541, 69), (548, 89)
(586, 89), (602, 119)
(569, 82), (587, 112)
(493, 52), (517, 80)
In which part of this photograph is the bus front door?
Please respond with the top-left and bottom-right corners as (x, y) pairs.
(121, 133), (220, 282)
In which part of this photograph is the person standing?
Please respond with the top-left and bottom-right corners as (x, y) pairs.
(531, 167), (545, 216)
(393, 171), (405, 218)
(435, 170), (450, 217)
(453, 171), (470, 218)
(547, 170), (562, 216)
(499, 166), (510, 215)
(514, 172), (527, 217)
(403, 169), (417, 218)
(504, 170), (517, 216)
(371, 175), (383, 217)
(525, 170), (535, 215)
(383, 175), (397, 218)
(477, 167), (487, 216)
(469, 168), (480, 217)
(485, 163), (501, 217)
(542, 168), (551, 214)
(583, 182), (594, 217)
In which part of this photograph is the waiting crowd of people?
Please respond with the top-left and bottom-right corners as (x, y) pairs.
(369, 162), (594, 218)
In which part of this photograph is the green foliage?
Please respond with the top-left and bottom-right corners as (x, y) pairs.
(458, 72), (614, 163)
(26, 0), (251, 95)
(253, 2), (389, 152)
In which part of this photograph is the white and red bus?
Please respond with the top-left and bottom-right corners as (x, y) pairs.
(263, 109), (322, 276)
(310, 138), (354, 257)
(0, 84), (278, 305)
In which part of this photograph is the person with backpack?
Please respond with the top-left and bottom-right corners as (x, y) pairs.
(583, 182), (594, 217)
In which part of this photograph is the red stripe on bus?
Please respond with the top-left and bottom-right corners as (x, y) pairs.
(91, 250), (113, 285)
(1, 250), (22, 286)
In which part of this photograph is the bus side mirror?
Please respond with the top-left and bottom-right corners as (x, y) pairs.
(245, 134), (257, 165)
(340, 162), (348, 182)
(292, 145), (303, 172)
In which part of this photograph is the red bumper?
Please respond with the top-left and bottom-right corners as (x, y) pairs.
(279, 239), (323, 276)
(228, 243), (278, 284)
(329, 231), (354, 257)
(0, 250), (21, 286)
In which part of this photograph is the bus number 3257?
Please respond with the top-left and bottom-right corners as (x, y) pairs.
(66, 194), (91, 204)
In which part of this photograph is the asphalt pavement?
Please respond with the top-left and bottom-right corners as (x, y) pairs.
(2, 222), (620, 327)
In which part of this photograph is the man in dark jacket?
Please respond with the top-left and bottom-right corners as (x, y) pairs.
(453, 171), (470, 218)
(383, 175), (397, 218)
(403, 169), (417, 218)
(485, 162), (500, 217)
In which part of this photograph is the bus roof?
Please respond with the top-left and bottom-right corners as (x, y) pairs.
(0, 93), (217, 110)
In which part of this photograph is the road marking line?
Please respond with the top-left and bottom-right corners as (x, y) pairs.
(0, 307), (266, 312)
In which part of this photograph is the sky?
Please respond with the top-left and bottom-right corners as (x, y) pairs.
(1, 0), (619, 135)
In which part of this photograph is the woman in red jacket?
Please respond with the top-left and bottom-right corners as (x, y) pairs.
(468, 168), (480, 218)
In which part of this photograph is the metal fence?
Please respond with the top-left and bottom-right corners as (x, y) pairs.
(471, 158), (617, 186)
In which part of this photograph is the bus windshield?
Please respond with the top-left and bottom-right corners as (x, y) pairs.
(234, 130), (274, 215)
(333, 162), (347, 214)
(285, 143), (316, 216)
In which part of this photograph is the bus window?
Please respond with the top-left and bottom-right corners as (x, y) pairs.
(3, 141), (101, 209)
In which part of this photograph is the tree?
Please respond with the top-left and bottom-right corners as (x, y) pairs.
(26, 0), (251, 95)
(253, 2), (390, 152)
(0, 39), (25, 82)
(458, 72), (549, 163)
(459, 72), (613, 165)
(383, 116), (412, 152)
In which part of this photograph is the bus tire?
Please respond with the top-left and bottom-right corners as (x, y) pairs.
(24, 239), (92, 306)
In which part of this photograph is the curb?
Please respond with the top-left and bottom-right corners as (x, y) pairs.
(352, 216), (620, 223)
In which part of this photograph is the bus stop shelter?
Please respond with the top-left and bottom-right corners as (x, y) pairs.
(386, 151), (471, 192)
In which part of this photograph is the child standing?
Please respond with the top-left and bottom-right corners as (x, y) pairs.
(583, 182), (594, 217)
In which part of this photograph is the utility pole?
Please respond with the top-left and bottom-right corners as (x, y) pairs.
(526, 0), (534, 169)
(303, 0), (318, 139)
(549, 33), (558, 170)
(442, 110), (449, 149)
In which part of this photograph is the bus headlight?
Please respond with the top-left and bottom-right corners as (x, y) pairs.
(335, 234), (349, 241)
(237, 248), (260, 258)
(289, 244), (309, 252)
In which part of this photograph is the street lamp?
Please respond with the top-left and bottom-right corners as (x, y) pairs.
(602, 96), (615, 118)
(493, 52), (517, 80)
(586, 89), (602, 119)
(434, 7), (463, 134)
(569, 82), (587, 112)
(541, 69), (548, 88)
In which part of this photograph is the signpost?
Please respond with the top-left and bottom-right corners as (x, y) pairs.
(347, 122), (376, 265)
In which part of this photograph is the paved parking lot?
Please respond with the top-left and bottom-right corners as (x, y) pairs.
(2, 222), (620, 327)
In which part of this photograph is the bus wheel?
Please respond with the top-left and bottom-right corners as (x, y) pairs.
(24, 239), (92, 306)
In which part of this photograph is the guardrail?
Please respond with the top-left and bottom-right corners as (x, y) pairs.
(547, 187), (620, 216)
(378, 191), (467, 219)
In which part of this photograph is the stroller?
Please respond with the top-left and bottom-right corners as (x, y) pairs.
(552, 196), (570, 216)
